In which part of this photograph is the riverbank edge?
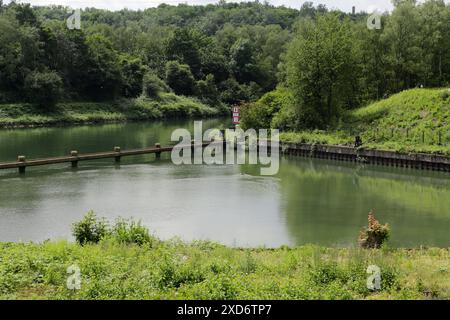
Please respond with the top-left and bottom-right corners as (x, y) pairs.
(0, 117), (221, 130)
(0, 240), (448, 300)
(0, 118), (145, 129)
(280, 141), (450, 171)
(0, 96), (226, 129)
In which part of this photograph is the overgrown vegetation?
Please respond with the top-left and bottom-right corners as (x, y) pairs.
(205, 1), (450, 156)
(348, 88), (450, 149)
(0, 93), (220, 127)
(285, 0), (449, 129)
(240, 88), (295, 130)
(72, 211), (155, 246)
(0, 239), (448, 299)
(0, 212), (446, 300)
(278, 88), (450, 154)
(72, 211), (109, 245)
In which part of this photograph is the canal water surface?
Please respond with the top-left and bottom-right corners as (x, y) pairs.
(0, 119), (449, 247)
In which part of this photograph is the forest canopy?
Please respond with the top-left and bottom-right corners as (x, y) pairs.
(0, 0), (449, 130)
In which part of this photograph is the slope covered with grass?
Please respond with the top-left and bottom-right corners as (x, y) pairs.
(349, 89), (450, 140)
(281, 88), (450, 154)
(346, 88), (450, 154)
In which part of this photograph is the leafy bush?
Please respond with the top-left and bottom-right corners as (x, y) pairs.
(143, 72), (169, 98)
(271, 99), (298, 130)
(196, 74), (219, 106)
(309, 261), (340, 285)
(165, 61), (196, 96)
(119, 55), (146, 98)
(440, 89), (449, 101)
(238, 251), (257, 274)
(24, 70), (63, 109)
(156, 255), (206, 289)
(240, 87), (294, 130)
(216, 78), (263, 105)
(239, 81), (263, 102)
(186, 274), (238, 300)
(358, 211), (390, 249)
(112, 218), (153, 246)
(72, 212), (155, 246)
(72, 211), (109, 245)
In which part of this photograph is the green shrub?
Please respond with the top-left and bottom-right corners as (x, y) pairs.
(112, 218), (153, 246)
(72, 211), (109, 245)
(196, 74), (220, 106)
(24, 70), (63, 109)
(120, 55), (146, 98)
(238, 251), (257, 274)
(72, 212), (156, 246)
(187, 274), (238, 300)
(240, 87), (294, 130)
(440, 89), (450, 101)
(156, 255), (205, 289)
(165, 61), (196, 96)
(309, 261), (340, 285)
(271, 102), (298, 130)
(143, 72), (169, 98)
(218, 78), (249, 105)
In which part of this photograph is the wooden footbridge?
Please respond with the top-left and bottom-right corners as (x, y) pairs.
(0, 142), (213, 173)
(4, 138), (448, 174)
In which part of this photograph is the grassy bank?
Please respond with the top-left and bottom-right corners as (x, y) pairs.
(280, 88), (450, 155)
(0, 240), (448, 300)
(0, 93), (222, 128)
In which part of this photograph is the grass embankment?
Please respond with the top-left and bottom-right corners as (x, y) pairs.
(0, 241), (448, 300)
(281, 88), (450, 154)
(0, 93), (221, 128)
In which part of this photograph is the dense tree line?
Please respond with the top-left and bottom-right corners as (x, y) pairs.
(0, 0), (449, 131)
(0, 1), (301, 108)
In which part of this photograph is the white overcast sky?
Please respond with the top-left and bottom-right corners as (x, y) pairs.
(4, 0), (397, 13)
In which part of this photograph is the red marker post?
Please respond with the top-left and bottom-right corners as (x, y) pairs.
(232, 106), (240, 126)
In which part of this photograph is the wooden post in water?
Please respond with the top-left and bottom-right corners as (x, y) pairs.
(18, 155), (26, 174)
(114, 146), (121, 162)
(220, 129), (227, 151)
(155, 143), (161, 159)
(70, 150), (78, 168)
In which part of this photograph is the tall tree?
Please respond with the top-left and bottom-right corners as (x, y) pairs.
(418, 0), (450, 86)
(230, 38), (260, 84)
(355, 15), (391, 100)
(165, 28), (205, 78)
(85, 34), (123, 99)
(286, 14), (355, 128)
(383, 0), (425, 90)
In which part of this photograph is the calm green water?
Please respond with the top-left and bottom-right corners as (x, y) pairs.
(0, 120), (449, 247)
